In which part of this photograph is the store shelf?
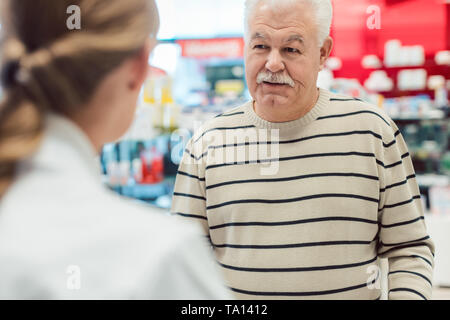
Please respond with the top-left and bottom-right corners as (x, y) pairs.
(121, 183), (167, 200)
(416, 174), (449, 188)
(391, 109), (449, 123)
(392, 116), (447, 122)
(105, 180), (173, 201)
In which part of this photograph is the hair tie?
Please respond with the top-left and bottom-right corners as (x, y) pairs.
(1, 39), (31, 88)
(0, 59), (31, 88)
(1, 59), (20, 88)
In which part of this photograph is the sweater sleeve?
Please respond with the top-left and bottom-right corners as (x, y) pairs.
(171, 137), (210, 238)
(377, 120), (435, 300)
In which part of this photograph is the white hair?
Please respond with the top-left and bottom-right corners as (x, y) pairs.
(244, 0), (333, 46)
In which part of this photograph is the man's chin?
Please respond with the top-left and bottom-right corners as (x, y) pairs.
(258, 95), (290, 108)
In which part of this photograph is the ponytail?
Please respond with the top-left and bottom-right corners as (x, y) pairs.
(0, 89), (44, 197)
(0, 37), (45, 197)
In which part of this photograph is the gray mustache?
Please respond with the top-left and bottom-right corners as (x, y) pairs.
(256, 72), (295, 87)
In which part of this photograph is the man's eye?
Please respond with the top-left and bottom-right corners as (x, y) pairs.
(253, 44), (267, 50)
(285, 47), (300, 54)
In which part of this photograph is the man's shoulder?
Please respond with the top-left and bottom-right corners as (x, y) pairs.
(328, 91), (385, 114)
(326, 91), (395, 132)
(190, 101), (253, 144)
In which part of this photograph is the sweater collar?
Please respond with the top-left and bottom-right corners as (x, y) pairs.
(243, 87), (331, 130)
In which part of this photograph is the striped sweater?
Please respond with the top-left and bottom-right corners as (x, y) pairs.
(171, 88), (435, 300)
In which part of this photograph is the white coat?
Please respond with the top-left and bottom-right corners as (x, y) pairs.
(0, 113), (231, 299)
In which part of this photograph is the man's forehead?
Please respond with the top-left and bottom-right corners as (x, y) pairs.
(250, 31), (306, 44)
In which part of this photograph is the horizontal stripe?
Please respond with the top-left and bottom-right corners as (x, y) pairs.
(383, 139), (396, 148)
(330, 98), (363, 102)
(377, 152), (410, 169)
(187, 149), (406, 183)
(213, 239), (374, 250)
(381, 235), (430, 247)
(410, 255), (433, 267)
(203, 150), (408, 171)
(216, 111), (245, 118)
(174, 212), (207, 220)
(207, 193), (379, 210)
(379, 195), (421, 211)
(176, 170), (205, 182)
(206, 151), (377, 170)
(185, 149), (208, 161)
(209, 216), (378, 230)
(203, 150), (407, 170)
(208, 141), (278, 150)
(172, 192), (206, 201)
(318, 110), (390, 127)
(378, 242), (430, 256)
(389, 270), (432, 286)
(206, 172), (379, 190)
(389, 288), (426, 300)
(206, 130), (397, 151)
(219, 256), (378, 273)
(383, 130), (401, 148)
(377, 159), (401, 169)
(193, 125), (256, 143)
(380, 216), (424, 229)
(229, 274), (380, 297)
(401, 152), (410, 159)
(380, 174), (416, 193)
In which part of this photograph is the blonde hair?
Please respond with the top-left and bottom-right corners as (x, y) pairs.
(0, 0), (159, 196)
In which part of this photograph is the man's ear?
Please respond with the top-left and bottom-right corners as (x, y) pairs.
(319, 36), (333, 71)
(129, 38), (157, 90)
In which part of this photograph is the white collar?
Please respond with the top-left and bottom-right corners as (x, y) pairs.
(27, 113), (101, 181)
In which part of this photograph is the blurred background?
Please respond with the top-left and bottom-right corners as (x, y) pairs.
(1, 0), (448, 298)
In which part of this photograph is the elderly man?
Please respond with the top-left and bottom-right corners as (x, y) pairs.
(171, 0), (434, 300)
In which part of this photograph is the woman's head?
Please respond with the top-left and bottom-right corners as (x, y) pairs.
(0, 0), (160, 195)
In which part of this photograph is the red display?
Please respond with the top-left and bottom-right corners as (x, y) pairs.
(331, 0), (449, 98)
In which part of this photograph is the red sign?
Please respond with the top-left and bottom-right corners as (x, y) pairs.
(177, 38), (245, 58)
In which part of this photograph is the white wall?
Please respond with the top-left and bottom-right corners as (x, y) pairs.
(155, 0), (245, 39)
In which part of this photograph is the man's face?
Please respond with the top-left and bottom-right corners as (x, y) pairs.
(245, 1), (330, 115)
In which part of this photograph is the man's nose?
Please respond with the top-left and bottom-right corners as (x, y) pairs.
(265, 50), (285, 73)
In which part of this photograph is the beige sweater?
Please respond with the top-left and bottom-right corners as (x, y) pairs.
(171, 88), (435, 300)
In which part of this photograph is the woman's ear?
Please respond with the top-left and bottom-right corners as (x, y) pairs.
(129, 38), (157, 90)
(319, 36), (333, 71)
